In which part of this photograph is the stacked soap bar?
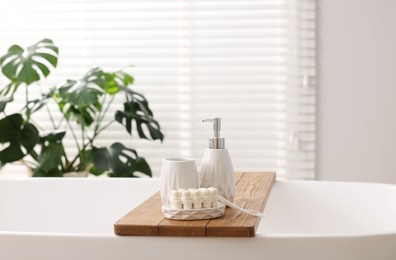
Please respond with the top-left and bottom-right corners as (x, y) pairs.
(169, 187), (218, 210)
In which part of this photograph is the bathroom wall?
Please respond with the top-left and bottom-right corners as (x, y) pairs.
(317, 0), (396, 183)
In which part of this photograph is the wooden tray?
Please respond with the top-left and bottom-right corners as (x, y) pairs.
(114, 172), (275, 237)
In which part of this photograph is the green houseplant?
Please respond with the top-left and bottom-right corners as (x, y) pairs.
(0, 39), (164, 177)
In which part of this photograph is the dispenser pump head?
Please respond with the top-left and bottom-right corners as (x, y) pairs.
(203, 118), (225, 149)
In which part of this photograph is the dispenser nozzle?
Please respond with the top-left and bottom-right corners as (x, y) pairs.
(202, 118), (224, 149)
(202, 118), (221, 138)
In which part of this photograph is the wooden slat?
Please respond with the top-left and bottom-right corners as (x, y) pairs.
(114, 193), (163, 236)
(206, 172), (276, 237)
(114, 172), (275, 237)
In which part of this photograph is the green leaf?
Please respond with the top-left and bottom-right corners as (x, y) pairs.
(101, 73), (121, 95)
(33, 167), (63, 177)
(32, 130), (66, 177)
(90, 147), (111, 172)
(36, 142), (64, 172)
(88, 166), (106, 176)
(127, 157), (152, 178)
(90, 70), (135, 96)
(0, 39), (58, 85)
(0, 96), (13, 113)
(21, 123), (39, 151)
(90, 142), (152, 177)
(55, 68), (105, 126)
(39, 129), (66, 143)
(0, 113), (39, 163)
(115, 88), (164, 141)
(117, 71), (134, 86)
(57, 78), (103, 107)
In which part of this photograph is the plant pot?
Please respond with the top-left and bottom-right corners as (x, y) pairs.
(63, 171), (89, 178)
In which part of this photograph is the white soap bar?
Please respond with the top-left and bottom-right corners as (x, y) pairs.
(170, 199), (183, 209)
(190, 189), (202, 209)
(169, 190), (183, 209)
(180, 190), (192, 209)
(208, 187), (218, 207)
(170, 190), (182, 198)
(199, 189), (211, 208)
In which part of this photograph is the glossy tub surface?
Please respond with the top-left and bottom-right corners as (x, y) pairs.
(1, 178), (395, 260)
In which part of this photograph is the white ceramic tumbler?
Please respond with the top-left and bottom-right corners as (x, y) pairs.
(160, 158), (198, 208)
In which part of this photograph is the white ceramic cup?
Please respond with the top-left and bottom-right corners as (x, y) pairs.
(160, 158), (198, 208)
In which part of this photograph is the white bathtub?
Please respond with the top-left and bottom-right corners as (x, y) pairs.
(0, 178), (396, 260)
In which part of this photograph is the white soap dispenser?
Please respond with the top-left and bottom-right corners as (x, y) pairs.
(199, 118), (235, 202)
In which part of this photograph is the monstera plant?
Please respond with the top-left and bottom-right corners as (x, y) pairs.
(0, 39), (164, 177)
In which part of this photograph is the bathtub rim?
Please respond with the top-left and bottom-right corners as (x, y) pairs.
(1, 229), (396, 239)
(1, 178), (396, 239)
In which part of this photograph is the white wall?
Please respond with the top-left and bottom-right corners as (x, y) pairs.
(318, 0), (396, 183)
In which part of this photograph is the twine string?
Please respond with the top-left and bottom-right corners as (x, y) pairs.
(217, 196), (265, 218)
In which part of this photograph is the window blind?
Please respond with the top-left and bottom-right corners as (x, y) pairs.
(0, 0), (316, 179)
